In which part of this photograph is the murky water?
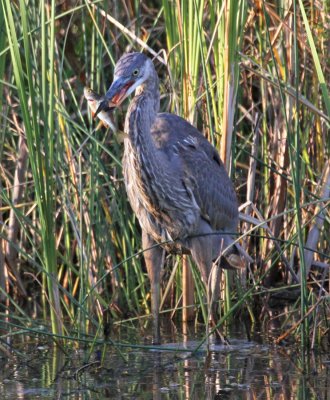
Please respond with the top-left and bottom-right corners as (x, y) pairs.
(0, 319), (329, 399)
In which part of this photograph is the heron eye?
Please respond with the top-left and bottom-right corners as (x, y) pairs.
(132, 69), (139, 77)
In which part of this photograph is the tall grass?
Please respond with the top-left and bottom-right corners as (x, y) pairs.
(0, 0), (329, 348)
(2, 0), (63, 336)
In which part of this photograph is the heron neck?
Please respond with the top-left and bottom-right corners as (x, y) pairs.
(136, 72), (160, 116)
(125, 76), (160, 153)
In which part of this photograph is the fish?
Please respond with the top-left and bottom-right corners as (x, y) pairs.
(84, 87), (117, 132)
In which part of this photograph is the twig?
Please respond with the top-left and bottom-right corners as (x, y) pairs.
(5, 101), (28, 296)
(88, 1), (166, 65)
(239, 204), (299, 283)
(275, 297), (323, 344)
(240, 60), (330, 123)
(243, 112), (261, 263)
(0, 195), (5, 302)
(245, 114), (261, 215)
(303, 160), (330, 278)
(311, 268), (328, 348)
(311, 261), (330, 269)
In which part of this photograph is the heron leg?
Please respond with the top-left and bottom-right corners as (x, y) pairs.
(188, 238), (219, 311)
(185, 220), (223, 339)
(142, 231), (164, 344)
(186, 232), (217, 307)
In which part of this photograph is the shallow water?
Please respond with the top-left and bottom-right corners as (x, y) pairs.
(0, 320), (329, 399)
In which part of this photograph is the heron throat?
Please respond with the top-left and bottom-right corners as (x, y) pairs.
(125, 69), (160, 153)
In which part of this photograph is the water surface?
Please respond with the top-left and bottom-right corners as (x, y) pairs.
(0, 320), (329, 399)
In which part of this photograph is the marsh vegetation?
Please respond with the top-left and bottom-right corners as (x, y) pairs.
(0, 0), (329, 373)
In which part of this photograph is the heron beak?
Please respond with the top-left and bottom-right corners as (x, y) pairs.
(94, 100), (108, 119)
(94, 77), (134, 119)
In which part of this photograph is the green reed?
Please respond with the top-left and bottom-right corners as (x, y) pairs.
(2, 0), (63, 335)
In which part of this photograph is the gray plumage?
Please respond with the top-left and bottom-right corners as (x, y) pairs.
(96, 52), (240, 343)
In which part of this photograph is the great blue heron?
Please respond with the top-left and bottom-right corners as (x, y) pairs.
(95, 52), (240, 344)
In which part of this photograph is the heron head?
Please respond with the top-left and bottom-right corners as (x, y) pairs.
(94, 53), (153, 118)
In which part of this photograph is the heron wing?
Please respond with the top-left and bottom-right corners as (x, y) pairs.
(151, 113), (238, 232)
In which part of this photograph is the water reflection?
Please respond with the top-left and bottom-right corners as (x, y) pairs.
(0, 320), (329, 399)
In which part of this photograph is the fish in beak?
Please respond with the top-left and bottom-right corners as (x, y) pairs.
(84, 87), (116, 131)
(94, 77), (135, 119)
